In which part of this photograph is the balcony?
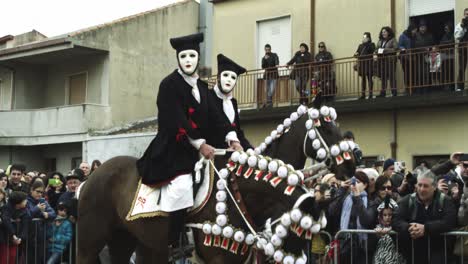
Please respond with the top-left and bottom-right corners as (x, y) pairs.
(0, 104), (111, 145)
(220, 44), (468, 120)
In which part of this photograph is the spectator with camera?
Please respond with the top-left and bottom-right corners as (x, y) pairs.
(46, 172), (66, 210)
(455, 8), (468, 91)
(393, 170), (457, 264)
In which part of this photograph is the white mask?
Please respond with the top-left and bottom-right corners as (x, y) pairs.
(219, 70), (238, 93)
(178, 49), (199, 76)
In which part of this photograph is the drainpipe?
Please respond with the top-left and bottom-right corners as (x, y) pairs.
(391, 110), (398, 159)
(310, 0), (315, 56)
(390, 0), (396, 31)
(0, 64), (15, 109)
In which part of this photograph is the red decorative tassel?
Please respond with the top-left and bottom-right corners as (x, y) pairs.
(284, 186), (296, 195)
(241, 243), (249, 255)
(229, 241), (240, 254)
(324, 116), (331, 122)
(227, 161), (237, 172)
(336, 155), (344, 165)
(263, 172), (274, 182)
(221, 238), (230, 250)
(270, 176), (283, 187)
(314, 119), (321, 127)
(236, 165), (244, 176)
(296, 226), (305, 237)
(204, 235), (213, 246)
(254, 171), (264, 181)
(231, 123), (237, 127)
(213, 236), (221, 247)
(244, 167), (254, 178)
(305, 230), (313, 240)
(343, 152), (352, 160)
(290, 224), (298, 233)
(188, 107), (195, 115)
(190, 120), (198, 129)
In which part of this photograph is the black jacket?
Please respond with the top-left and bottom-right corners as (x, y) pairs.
(287, 51), (312, 79)
(261, 52), (279, 79)
(0, 202), (29, 244)
(137, 70), (209, 186)
(414, 32), (435, 50)
(392, 190), (457, 264)
(355, 42), (376, 76)
(206, 89), (252, 150)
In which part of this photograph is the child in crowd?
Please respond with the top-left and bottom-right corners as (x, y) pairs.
(426, 46), (442, 88)
(373, 195), (406, 264)
(47, 202), (73, 264)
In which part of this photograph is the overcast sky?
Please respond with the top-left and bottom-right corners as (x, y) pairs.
(1, 0), (185, 37)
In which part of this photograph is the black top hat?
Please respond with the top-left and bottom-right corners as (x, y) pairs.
(217, 54), (247, 76)
(170, 33), (204, 54)
(66, 169), (84, 181)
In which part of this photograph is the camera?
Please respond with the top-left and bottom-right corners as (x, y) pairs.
(463, 17), (468, 28)
(394, 161), (406, 173)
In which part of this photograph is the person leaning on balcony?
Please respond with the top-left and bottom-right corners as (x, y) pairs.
(392, 170), (457, 264)
(261, 44), (279, 108)
(314, 42), (335, 100)
(440, 22), (456, 91)
(375, 26), (398, 97)
(354, 32), (376, 99)
(455, 8), (468, 91)
(398, 24), (418, 94)
(287, 43), (312, 105)
(414, 20), (435, 92)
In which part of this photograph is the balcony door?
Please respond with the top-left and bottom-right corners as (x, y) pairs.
(68, 72), (87, 105)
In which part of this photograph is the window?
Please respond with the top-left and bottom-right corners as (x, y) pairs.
(413, 155), (449, 169)
(45, 158), (56, 172)
(68, 73), (87, 104)
(71, 157), (82, 170)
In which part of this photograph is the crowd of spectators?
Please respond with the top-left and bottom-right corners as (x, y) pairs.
(260, 8), (468, 104)
(306, 131), (468, 264)
(0, 160), (100, 264)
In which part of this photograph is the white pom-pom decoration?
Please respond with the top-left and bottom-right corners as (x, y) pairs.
(287, 174), (299, 186)
(305, 119), (313, 130)
(216, 214), (228, 227)
(215, 202), (227, 214)
(311, 223), (321, 234)
(300, 216), (313, 229)
(222, 226), (234, 238)
(290, 209), (303, 223)
(348, 141), (356, 150)
(298, 105), (307, 115)
(271, 234), (283, 247)
(264, 243), (275, 256)
(295, 258), (306, 264)
(312, 139), (321, 150)
(274, 250), (285, 262)
(255, 147), (261, 155)
(265, 136), (273, 145)
(309, 109), (319, 119)
(308, 129), (317, 140)
(281, 213), (292, 227)
(290, 112), (299, 121)
(296, 170), (305, 181)
(247, 156), (258, 167)
(330, 107), (337, 120)
(283, 255), (295, 264)
(283, 118), (292, 128)
(268, 161), (279, 173)
(258, 158), (268, 170)
(317, 148), (327, 160)
(330, 145), (340, 157)
(231, 151), (240, 162)
(216, 179), (226, 190)
(216, 191), (227, 202)
(257, 238), (268, 250)
(340, 141), (350, 152)
(234, 231), (245, 242)
(202, 223), (212, 235)
(219, 168), (229, 179)
(275, 225), (288, 238)
(277, 166), (288, 178)
(271, 130), (278, 138)
(212, 224), (222, 235)
(239, 153), (248, 165)
(320, 106), (330, 116)
(246, 148), (255, 156)
(245, 234), (255, 245)
(277, 124), (284, 133)
(260, 143), (267, 151)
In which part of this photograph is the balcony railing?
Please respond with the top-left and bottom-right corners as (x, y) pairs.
(0, 104), (111, 138)
(210, 43), (468, 109)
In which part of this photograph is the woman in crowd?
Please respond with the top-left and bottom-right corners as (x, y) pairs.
(91, 160), (102, 174)
(354, 32), (376, 99)
(46, 172), (66, 210)
(375, 26), (398, 97)
(287, 43), (313, 104)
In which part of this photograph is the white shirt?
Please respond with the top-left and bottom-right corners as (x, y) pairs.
(455, 23), (467, 41)
(214, 85), (239, 144)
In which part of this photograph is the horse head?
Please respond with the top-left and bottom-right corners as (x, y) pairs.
(261, 93), (356, 181)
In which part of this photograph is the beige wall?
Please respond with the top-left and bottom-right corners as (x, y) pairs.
(212, 0), (310, 72)
(242, 104), (468, 169)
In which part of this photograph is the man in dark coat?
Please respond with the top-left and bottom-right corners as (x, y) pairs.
(136, 32), (216, 247)
(261, 44), (279, 108)
(392, 170), (457, 264)
(414, 20), (435, 90)
(207, 54), (252, 151)
(287, 43), (313, 104)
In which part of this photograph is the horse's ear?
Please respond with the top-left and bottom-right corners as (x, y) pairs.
(312, 92), (323, 109)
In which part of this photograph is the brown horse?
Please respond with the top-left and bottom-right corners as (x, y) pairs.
(77, 97), (355, 264)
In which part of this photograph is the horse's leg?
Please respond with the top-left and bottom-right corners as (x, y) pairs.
(107, 230), (137, 264)
(76, 213), (111, 264)
(135, 243), (169, 264)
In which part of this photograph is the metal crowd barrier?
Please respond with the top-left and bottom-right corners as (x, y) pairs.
(332, 229), (468, 264)
(1, 218), (75, 264)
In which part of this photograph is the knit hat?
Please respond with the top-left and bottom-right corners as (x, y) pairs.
(383, 159), (395, 171)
